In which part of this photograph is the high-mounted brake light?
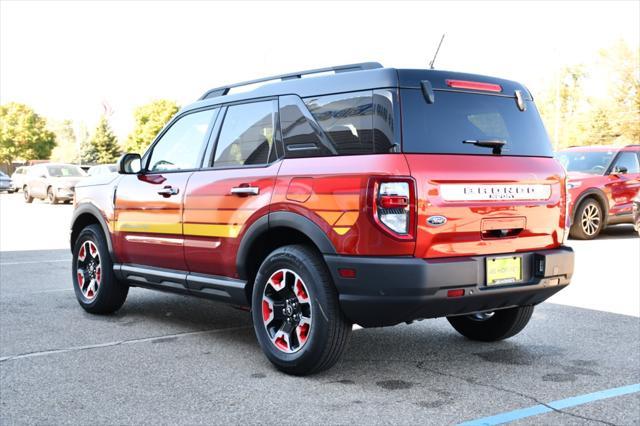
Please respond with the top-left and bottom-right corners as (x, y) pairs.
(369, 178), (416, 240)
(446, 79), (502, 93)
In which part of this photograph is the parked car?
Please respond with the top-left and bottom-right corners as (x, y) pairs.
(10, 166), (29, 192)
(0, 171), (14, 193)
(24, 163), (87, 204)
(88, 164), (117, 176)
(70, 62), (574, 375)
(633, 193), (640, 236)
(556, 145), (640, 239)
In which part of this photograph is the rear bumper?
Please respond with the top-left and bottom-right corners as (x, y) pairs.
(324, 247), (574, 327)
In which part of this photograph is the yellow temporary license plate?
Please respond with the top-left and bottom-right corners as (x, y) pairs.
(486, 256), (522, 286)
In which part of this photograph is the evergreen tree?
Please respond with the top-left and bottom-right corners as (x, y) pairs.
(86, 116), (120, 164)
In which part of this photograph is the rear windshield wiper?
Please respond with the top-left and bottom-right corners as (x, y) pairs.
(462, 139), (506, 154)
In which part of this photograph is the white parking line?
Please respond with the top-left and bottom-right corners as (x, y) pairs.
(0, 259), (69, 266)
(0, 326), (252, 363)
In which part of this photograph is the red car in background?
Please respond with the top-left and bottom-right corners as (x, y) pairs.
(556, 145), (640, 239)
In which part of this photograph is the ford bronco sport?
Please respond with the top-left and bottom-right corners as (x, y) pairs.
(70, 63), (574, 375)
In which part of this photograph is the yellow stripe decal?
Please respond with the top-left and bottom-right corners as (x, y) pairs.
(333, 227), (350, 236)
(183, 223), (242, 238)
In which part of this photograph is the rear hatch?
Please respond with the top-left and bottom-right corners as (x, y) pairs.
(399, 74), (567, 258)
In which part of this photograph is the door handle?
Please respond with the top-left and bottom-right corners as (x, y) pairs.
(157, 186), (179, 197)
(230, 186), (259, 196)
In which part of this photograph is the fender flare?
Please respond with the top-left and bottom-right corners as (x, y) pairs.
(573, 188), (610, 225)
(236, 211), (336, 280)
(70, 203), (115, 261)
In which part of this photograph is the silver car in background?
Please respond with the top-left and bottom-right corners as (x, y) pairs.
(24, 164), (87, 204)
(87, 164), (117, 176)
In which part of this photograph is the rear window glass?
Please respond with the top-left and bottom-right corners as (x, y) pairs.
(401, 89), (553, 157)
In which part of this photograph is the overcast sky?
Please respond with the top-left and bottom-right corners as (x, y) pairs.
(1, 0), (638, 138)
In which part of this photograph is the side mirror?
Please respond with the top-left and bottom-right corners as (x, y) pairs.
(39, 174), (46, 179)
(117, 153), (142, 174)
(612, 166), (628, 175)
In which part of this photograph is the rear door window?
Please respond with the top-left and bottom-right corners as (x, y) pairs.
(212, 101), (276, 168)
(401, 89), (553, 157)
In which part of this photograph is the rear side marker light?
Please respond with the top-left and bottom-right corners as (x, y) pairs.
(447, 289), (465, 298)
(338, 268), (357, 279)
(446, 79), (502, 93)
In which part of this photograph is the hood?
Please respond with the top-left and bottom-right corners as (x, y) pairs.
(566, 171), (601, 181)
(50, 176), (86, 187)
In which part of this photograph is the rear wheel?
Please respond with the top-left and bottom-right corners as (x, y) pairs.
(447, 305), (534, 342)
(23, 186), (33, 203)
(72, 224), (128, 314)
(251, 245), (351, 375)
(570, 199), (603, 240)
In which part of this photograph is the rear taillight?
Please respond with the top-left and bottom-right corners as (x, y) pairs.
(369, 178), (416, 240)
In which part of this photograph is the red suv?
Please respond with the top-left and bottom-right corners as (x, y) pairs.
(556, 145), (640, 239)
(70, 63), (574, 375)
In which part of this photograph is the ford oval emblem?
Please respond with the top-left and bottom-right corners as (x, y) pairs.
(427, 215), (447, 226)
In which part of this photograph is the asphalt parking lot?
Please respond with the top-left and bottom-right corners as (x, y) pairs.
(1, 192), (639, 425)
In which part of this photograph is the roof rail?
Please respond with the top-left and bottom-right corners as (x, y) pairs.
(199, 62), (383, 100)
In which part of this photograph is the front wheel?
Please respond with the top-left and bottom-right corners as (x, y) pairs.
(447, 305), (534, 342)
(251, 245), (351, 375)
(570, 199), (603, 240)
(47, 187), (58, 204)
(23, 186), (33, 203)
(72, 224), (128, 314)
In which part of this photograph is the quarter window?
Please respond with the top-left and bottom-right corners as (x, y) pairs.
(213, 101), (276, 168)
(280, 95), (334, 158)
(147, 109), (217, 172)
(304, 91), (374, 155)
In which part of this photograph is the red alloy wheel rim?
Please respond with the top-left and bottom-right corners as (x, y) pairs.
(76, 241), (101, 301)
(261, 268), (313, 354)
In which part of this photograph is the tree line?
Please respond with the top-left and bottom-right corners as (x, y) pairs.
(534, 39), (638, 149)
(0, 99), (179, 168)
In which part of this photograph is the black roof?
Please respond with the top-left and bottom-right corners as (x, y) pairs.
(181, 63), (531, 115)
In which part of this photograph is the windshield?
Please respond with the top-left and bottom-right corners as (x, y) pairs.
(555, 151), (615, 174)
(401, 89), (553, 157)
(47, 165), (85, 177)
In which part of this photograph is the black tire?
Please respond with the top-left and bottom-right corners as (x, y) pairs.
(47, 187), (58, 204)
(447, 305), (534, 342)
(569, 198), (603, 240)
(23, 186), (33, 203)
(72, 224), (128, 314)
(251, 244), (351, 375)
